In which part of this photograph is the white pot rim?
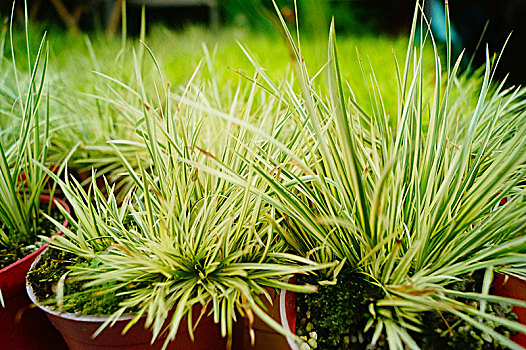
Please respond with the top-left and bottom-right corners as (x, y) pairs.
(279, 278), (299, 350)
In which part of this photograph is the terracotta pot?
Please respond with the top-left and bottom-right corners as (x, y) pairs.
(492, 273), (526, 347)
(0, 194), (70, 349)
(231, 287), (290, 350)
(27, 252), (226, 350)
(279, 275), (526, 349)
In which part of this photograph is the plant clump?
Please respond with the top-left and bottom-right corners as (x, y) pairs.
(0, 23), (67, 274)
(295, 270), (518, 350)
(195, 1), (526, 348)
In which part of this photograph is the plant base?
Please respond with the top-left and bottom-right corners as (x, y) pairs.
(26, 250), (227, 350)
(0, 195), (70, 349)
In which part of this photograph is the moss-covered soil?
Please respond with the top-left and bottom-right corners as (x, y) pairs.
(0, 205), (64, 269)
(295, 269), (517, 350)
(27, 248), (137, 316)
(295, 269), (386, 350)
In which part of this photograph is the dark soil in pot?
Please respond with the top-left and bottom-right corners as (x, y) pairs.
(294, 269), (518, 350)
(415, 272), (518, 350)
(0, 201), (65, 269)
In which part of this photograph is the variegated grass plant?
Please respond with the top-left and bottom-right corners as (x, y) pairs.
(45, 19), (230, 201)
(45, 13), (151, 197)
(38, 50), (334, 349)
(178, 2), (526, 349)
(0, 13), (49, 259)
(0, 8), (71, 305)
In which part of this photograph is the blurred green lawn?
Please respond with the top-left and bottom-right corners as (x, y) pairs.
(6, 22), (434, 118)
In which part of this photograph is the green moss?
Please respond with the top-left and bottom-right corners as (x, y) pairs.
(0, 205), (64, 269)
(296, 269), (517, 350)
(296, 269), (386, 349)
(0, 239), (33, 268)
(27, 248), (138, 316)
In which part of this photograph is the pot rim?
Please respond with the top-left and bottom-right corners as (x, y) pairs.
(26, 247), (140, 323)
(280, 279), (299, 350)
(0, 195), (70, 275)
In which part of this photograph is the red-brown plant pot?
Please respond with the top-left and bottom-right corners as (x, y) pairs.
(26, 251), (227, 350)
(0, 195), (70, 349)
(231, 287), (291, 350)
(279, 279), (299, 350)
(279, 275), (526, 350)
(493, 273), (526, 347)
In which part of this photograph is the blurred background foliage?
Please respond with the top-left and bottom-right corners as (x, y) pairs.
(0, 0), (428, 122)
(0, 0), (525, 84)
(0, 1), (414, 35)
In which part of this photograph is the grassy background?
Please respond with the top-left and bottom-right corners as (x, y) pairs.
(4, 22), (433, 118)
(1, 19), (436, 171)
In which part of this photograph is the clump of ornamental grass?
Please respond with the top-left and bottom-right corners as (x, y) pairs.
(44, 16), (151, 197)
(32, 50), (336, 350)
(178, 2), (526, 349)
(46, 27), (229, 201)
(0, 10), (68, 281)
(13, 9), (158, 198)
(64, 37), (289, 202)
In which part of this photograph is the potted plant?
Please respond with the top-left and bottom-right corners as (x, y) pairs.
(0, 17), (70, 349)
(182, 2), (526, 349)
(26, 66), (331, 349)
